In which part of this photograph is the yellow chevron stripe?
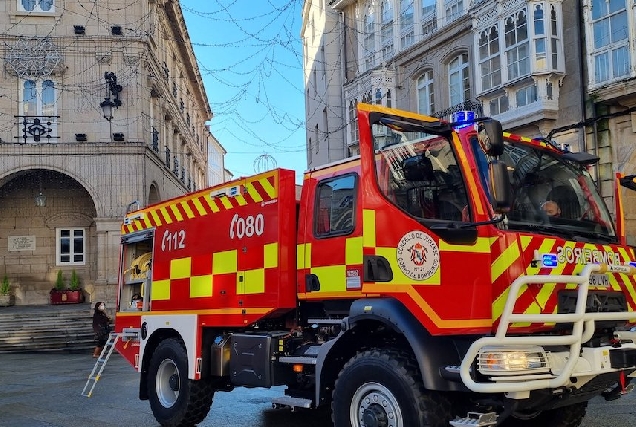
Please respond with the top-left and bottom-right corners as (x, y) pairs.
(618, 247), (636, 307)
(170, 204), (184, 222)
(520, 235), (533, 251)
(259, 177), (276, 198)
(180, 201), (195, 219)
(150, 210), (163, 226)
(246, 182), (264, 203)
(205, 197), (220, 213)
(219, 196), (233, 210)
(192, 198), (207, 216)
(492, 241), (520, 283)
(159, 207), (173, 224)
(235, 194), (248, 206)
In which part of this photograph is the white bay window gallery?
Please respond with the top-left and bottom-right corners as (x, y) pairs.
(475, 2), (564, 117)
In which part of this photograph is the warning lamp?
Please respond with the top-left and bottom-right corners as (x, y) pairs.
(293, 364), (304, 373)
(478, 346), (549, 375)
(451, 110), (476, 129)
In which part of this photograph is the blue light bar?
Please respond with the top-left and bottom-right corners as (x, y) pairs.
(542, 254), (558, 268)
(451, 111), (475, 129)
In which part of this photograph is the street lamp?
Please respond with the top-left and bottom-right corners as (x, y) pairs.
(100, 98), (114, 121)
(35, 177), (46, 207)
(100, 98), (115, 142)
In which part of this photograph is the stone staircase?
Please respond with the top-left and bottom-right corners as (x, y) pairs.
(0, 303), (96, 353)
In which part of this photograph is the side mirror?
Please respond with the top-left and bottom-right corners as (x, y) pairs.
(489, 160), (512, 213)
(479, 120), (504, 157)
(620, 175), (636, 191)
(403, 156), (434, 181)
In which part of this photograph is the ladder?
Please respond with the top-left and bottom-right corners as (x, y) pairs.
(81, 330), (138, 398)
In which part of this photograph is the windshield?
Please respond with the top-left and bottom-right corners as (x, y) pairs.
(498, 142), (616, 239)
(374, 127), (470, 223)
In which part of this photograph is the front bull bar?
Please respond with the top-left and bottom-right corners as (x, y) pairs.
(460, 263), (636, 394)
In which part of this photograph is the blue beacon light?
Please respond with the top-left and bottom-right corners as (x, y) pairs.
(451, 111), (475, 129)
(542, 254), (558, 268)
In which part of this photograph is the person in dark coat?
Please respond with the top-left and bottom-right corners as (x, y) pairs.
(92, 301), (111, 357)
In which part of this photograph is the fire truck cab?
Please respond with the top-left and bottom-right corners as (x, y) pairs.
(113, 103), (636, 427)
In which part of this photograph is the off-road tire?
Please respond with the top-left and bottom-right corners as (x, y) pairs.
(147, 338), (214, 427)
(501, 402), (587, 427)
(331, 348), (453, 427)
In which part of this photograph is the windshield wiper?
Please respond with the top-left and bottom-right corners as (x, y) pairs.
(509, 222), (616, 243)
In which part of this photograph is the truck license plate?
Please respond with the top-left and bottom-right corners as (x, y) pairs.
(589, 274), (609, 287)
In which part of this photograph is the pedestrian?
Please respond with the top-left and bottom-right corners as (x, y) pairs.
(92, 301), (111, 357)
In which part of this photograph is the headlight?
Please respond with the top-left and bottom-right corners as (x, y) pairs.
(478, 346), (549, 375)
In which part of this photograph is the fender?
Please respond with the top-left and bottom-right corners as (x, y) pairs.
(314, 297), (469, 405)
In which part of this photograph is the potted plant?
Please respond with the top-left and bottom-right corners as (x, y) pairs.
(50, 270), (85, 304)
(0, 275), (13, 307)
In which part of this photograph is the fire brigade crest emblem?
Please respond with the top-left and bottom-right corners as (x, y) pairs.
(396, 231), (440, 281)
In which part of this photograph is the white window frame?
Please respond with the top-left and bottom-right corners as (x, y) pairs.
(444, 0), (464, 25)
(421, 0), (437, 36)
(478, 26), (501, 92)
(417, 70), (435, 115)
(504, 10), (530, 81)
(56, 228), (86, 266)
(400, 0), (415, 50)
(381, 0), (394, 62)
(18, 0), (55, 13)
(448, 53), (470, 106)
(586, 0), (631, 86)
(19, 78), (58, 142)
(363, 4), (376, 71)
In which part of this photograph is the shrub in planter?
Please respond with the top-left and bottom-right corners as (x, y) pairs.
(0, 275), (13, 307)
(50, 270), (84, 305)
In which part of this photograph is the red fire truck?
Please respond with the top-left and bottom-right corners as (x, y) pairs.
(112, 103), (636, 427)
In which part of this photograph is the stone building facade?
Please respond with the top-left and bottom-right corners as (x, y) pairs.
(0, 0), (217, 305)
(304, 0), (636, 238)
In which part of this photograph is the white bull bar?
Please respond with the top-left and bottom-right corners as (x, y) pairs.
(460, 263), (636, 394)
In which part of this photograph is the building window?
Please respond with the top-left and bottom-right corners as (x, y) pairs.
(445, 0), (464, 24)
(449, 53), (470, 106)
(19, 0), (54, 12)
(349, 100), (359, 147)
(57, 228), (85, 265)
(381, 0), (394, 62)
(21, 79), (55, 116)
(590, 0), (629, 84)
(400, 0), (415, 49)
(489, 94), (509, 115)
(479, 26), (501, 91)
(364, 5), (376, 71)
(417, 70), (435, 115)
(516, 84), (537, 107)
(505, 10), (530, 80)
(421, 0), (437, 35)
(315, 174), (357, 236)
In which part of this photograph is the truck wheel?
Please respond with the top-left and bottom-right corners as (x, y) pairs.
(331, 348), (452, 427)
(148, 338), (214, 427)
(501, 402), (587, 427)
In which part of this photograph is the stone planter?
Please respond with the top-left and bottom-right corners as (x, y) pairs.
(0, 294), (14, 307)
(50, 290), (84, 305)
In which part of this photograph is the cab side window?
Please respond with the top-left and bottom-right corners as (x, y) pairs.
(314, 174), (357, 237)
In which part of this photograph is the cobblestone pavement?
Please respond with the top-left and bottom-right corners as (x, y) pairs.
(0, 352), (634, 426)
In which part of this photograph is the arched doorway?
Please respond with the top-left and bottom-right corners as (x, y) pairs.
(0, 169), (97, 305)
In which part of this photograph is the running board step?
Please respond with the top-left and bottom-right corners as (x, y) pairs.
(449, 412), (497, 427)
(271, 396), (313, 412)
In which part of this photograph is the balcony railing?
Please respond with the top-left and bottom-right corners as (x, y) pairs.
(15, 115), (60, 143)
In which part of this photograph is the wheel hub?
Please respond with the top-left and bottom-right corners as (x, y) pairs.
(362, 404), (388, 427)
(351, 382), (402, 427)
(169, 374), (180, 392)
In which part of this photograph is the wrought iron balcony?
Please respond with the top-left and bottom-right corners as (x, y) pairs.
(15, 115), (60, 143)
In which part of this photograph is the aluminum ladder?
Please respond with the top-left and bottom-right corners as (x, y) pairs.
(81, 330), (137, 397)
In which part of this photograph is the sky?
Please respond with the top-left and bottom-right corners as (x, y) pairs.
(180, 0), (307, 184)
